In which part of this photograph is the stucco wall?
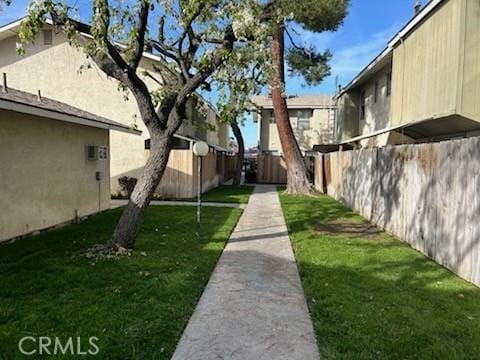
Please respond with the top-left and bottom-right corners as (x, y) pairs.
(259, 107), (335, 153)
(0, 31), (158, 193)
(0, 29), (228, 194)
(357, 64), (392, 135)
(0, 109), (110, 241)
(336, 91), (360, 141)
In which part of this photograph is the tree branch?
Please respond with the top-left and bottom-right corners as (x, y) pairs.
(284, 26), (306, 52)
(128, 0), (150, 70)
(150, 40), (180, 65)
(167, 26), (236, 134)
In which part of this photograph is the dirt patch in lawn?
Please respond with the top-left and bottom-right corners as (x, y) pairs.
(315, 218), (384, 240)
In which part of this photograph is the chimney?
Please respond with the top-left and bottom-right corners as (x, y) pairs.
(37, 90), (42, 102)
(2, 73), (7, 93)
(414, 0), (422, 15)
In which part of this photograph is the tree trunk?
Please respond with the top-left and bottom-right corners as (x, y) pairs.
(270, 22), (313, 194)
(108, 133), (172, 249)
(231, 121), (245, 186)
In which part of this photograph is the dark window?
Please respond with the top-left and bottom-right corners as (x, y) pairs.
(43, 29), (53, 45)
(360, 90), (366, 120)
(269, 111), (275, 123)
(386, 72), (392, 96)
(297, 110), (312, 130)
(145, 138), (190, 150)
(374, 81), (379, 103)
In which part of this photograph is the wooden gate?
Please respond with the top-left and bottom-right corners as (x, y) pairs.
(257, 154), (287, 183)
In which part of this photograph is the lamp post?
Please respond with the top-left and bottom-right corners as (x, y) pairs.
(193, 141), (209, 237)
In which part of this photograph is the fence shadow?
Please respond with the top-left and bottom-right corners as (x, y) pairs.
(320, 137), (480, 287)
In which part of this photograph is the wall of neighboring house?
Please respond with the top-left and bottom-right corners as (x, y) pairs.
(357, 63), (392, 137)
(0, 28), (228, 195)
(178, 100), (228, 147)
(0, 109), (110, 242)
(457, 0), (480, 122)
(206, 107), (228, 148)
(0, 30), (158, 194)
(335, 91), (360, 141)
(259, 107), (335, 154)
(336, 0), (480, 145)
(390, 0), (465, 126)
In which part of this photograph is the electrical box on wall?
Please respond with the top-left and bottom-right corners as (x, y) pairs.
(86, 145), (108, 161)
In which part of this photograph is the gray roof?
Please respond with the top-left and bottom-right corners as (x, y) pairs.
(0, 87), (140, 134)
(252, 95), (335, 109)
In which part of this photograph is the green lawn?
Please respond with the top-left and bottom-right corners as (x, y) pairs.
(279, 190), (480, 359)
(201, 185), (254, 204)
(0, 206), (241, 359)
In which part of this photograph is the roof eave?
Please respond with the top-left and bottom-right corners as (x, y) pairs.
(0, 98), (141, 134)
(0, 17), (165, 63)
(337, 0), (446, 98)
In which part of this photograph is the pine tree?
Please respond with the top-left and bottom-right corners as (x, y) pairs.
(265, 0), (349, 193)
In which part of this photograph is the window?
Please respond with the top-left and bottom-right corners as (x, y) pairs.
(374, 81), (379, 103)
(43, 29), (53, 45)
(269, 111), (275, 124)
(297, 110), (311, 130)
(386, 71), (392, 96)
(360, 90), (366, 120)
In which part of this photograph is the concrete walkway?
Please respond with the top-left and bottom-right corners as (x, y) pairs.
(110, 199), (245, 209)
(171, 185), (320, 360)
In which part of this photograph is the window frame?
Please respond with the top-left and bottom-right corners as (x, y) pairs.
(43, 29), (53, 45)
(296, 109), (312, 130)
(360, 90), (366, 120)
(269, 111), (275, 124)
(386, 71), (392, 97)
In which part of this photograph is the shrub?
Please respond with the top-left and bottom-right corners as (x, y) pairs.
(245, 170), (256, 184)
(118, 176), (138, 198)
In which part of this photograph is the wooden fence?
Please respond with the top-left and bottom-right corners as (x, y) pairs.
(315, 137), (480, 287)
(257, 154), (287, 184)
(257, 154), (315, 184)
(145, 148), (236, 199)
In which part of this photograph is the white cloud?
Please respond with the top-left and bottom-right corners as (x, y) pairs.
(285, 22), (401, 92)
(289, 23), (335, 51)
(329, 24), (400, 82)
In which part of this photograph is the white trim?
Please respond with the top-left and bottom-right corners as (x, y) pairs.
(338, 0), (445, 97)
(340, 110), (456, 144)
(0, 18), (23, 41)
(0, 98), (140, 134)
(388, 0), (445, 47)
(0, 17), (165, 63)
(337, 48), (392, 96)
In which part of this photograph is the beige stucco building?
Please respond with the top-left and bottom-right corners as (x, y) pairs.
(0, 18), (230, 195)
(252, 95), (336, 155)
(0, 86), (138, 242)
(336, 0), (480, 147)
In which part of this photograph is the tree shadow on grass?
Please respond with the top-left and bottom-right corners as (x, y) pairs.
(0, 205), (241, 359)
(280, 192), (480, 359)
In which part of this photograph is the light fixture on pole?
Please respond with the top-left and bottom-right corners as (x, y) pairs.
(192, 141), (209, 237)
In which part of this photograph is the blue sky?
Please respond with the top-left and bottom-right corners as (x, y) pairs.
(0, 0), (415, 147)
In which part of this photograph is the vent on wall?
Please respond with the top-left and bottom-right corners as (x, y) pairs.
(43, 30), (53, 45)
(86, 145), (108, 161)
